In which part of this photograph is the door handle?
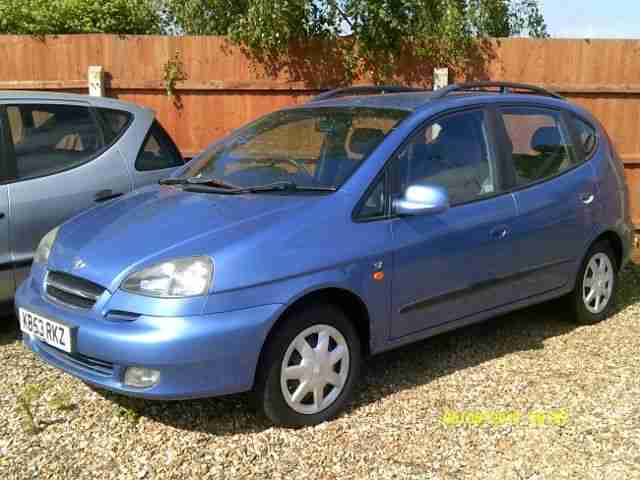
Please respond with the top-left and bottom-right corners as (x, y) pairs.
(580, 192), (595, 205)
(94, 189), (124, 203)
(0, 213), (4, 219)
(490, 226), (509, 240)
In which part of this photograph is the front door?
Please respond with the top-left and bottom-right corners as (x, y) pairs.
(388, 108), (519, 339)
(1, 101), (132, 286)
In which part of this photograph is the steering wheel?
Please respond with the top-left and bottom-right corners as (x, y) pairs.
(263, 156), (314, 180)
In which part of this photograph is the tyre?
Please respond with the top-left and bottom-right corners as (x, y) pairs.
(571, 241), (618, 325)
(253, 304), (361, 427)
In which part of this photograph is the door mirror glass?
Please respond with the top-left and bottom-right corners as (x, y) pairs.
(393, 181), (449, 216)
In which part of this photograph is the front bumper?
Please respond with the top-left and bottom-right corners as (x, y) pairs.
(16, 269), (283, 400)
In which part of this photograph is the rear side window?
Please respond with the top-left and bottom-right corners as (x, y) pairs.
(500, 107), (577, 187)
(572, 116), (598, 158)
(136, 121), (183, 171)
(96, 108), (132, 145)
(5, 104), (104, 180)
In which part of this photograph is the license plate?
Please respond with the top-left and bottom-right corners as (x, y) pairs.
(19, 308), (73, 353)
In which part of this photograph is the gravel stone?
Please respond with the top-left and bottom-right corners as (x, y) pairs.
(2, 263), (639, 479)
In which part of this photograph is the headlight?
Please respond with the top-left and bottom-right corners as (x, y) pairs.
(121, 257), (213, 298)
(34, 226), (60, 264)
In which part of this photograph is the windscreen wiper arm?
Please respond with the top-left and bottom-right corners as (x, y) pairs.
(159, 176), (238, 190)
(237, 180), (337, 193)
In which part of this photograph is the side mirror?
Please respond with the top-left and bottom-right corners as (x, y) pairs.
(393, 181), (449, 216)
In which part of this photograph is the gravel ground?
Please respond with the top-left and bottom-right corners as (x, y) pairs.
(1, 263), (640, 480)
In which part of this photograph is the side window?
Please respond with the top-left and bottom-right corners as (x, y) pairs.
(500, 107), (577, 187)
(96, 108), (132, 145)
(136, 121), (183, 171)
(572, 116), (598, 158)
(357, 174), (386, 220)
(390, 109), (498, 206)
(5, 104), (104, 180)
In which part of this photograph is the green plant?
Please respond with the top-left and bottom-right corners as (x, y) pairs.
(48, 390), (75, 412)
(16, 383), (45, 434)
(161, 0), (548, 84)
(162, 49), (188, 99)
(0, 0), (165, 36)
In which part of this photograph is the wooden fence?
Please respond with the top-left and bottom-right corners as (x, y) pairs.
(0, 35), (639, 225)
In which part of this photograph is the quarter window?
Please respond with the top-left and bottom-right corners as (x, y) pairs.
(573, 116), (597, 158)
(5, 104), (103, 180)
(390, 109), (498, 206)
(96, 108), (132, 145)
(357, 174), (386, 220)
(136, 121), (183, 171)
(500, 107), (577, 186)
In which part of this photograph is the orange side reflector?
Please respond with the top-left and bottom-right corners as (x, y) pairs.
(373, 271), (385, 281)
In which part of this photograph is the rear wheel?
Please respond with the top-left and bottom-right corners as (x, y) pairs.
(253, 304), (361, 427)
(572, 241), (618, 325)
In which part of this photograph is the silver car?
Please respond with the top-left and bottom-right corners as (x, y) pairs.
(0, 91), (184, 304)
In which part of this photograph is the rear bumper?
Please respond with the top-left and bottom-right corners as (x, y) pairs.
(16, 274), (283, 400)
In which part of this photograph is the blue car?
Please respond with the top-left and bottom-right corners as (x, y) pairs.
(16, 82), (633, 426)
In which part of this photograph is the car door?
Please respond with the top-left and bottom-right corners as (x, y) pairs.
(388, 108), (520, 339)
(496, 105), (598, 299)
(1, 100), (132, 287)
(131, 120), (184, 188)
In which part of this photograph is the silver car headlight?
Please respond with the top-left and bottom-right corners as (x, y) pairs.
(121, 257), (213, 298)
(34, 226), (60, 264)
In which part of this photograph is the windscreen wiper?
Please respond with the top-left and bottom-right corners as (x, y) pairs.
(236, 180), (337, 193)
(159, 176), (238, 190)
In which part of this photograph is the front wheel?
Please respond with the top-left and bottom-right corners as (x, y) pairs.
(571, 241), (618, 325)
(253, 304), (361, 427)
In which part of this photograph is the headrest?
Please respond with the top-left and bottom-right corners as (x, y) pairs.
(349, 128), (385, 156)
(531, 126), (563, 152)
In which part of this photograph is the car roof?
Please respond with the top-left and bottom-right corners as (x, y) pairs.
(294, 89), (593, 123)
(0, 90), (153, 115)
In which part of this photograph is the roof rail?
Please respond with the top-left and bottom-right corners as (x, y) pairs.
(309, 85), (427, 103)
(431, 81), (564, 100)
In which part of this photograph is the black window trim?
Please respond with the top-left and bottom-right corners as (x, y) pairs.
(352, 104), (509, 222)
(0, 102), (131, 185)
(494, 102), (593, 194)
(134, 119), (184, 172)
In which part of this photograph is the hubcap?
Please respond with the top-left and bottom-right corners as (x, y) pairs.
(583, 253), (614, 314)
(280, 324), (350, 415)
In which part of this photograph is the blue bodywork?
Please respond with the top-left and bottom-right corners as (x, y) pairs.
(16, 91), (634, 400)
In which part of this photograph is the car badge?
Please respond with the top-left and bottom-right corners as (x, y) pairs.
(73, 258), (87, 270)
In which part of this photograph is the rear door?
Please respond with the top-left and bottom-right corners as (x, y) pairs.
(497, 105), (598, 299)
(131, 120), (184, 188)
(1, 101), (132, 286)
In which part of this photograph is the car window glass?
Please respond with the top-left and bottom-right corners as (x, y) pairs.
(135, 121), (183, 171)
(500, 107), (577, 186)
(5, 104), (104, 180)
(358, 175), (386, 219)
(391, 109), (498, 206)
(181, 108), (407, 190)
(96, 108), (132, 144)
(573, 116), (597, 158)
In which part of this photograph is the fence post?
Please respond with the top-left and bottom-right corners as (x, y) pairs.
(433, 68), (449, 90)
(88, 66), (104, 97)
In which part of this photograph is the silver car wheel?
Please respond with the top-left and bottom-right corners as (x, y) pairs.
(583, 252), (614, 314)
(280, 324), (350, 415)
